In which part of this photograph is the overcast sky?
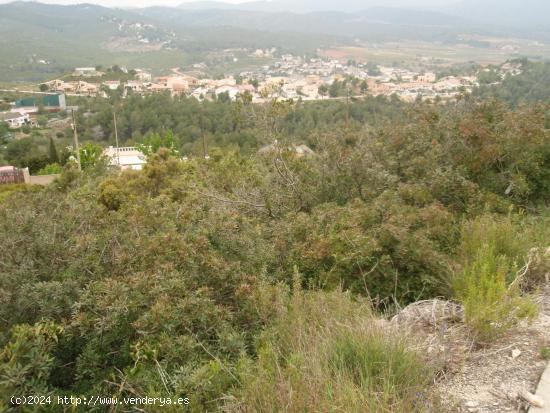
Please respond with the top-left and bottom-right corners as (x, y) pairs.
(0, 0), (246, 5)
(0, 0), (459, 8)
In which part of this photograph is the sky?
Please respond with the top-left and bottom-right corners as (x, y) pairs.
(0, 0), (459, 8)
(0, 0), (245, 5)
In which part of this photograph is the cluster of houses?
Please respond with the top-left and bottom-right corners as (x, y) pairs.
(41, 67), (480, 104)
(367, 69), (476, 102)
(29, 56), (523, 105)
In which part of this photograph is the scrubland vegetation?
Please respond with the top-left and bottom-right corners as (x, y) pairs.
(0, 87), (549, 411)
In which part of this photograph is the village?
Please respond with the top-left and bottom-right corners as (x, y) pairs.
(0, 53), (523, 135)
(33, 52), (514, 104)
(0, 55), (522, 183)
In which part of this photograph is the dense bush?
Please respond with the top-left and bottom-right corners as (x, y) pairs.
(0, 98), (548, 411)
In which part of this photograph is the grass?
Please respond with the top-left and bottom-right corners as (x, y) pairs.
(229, 286), (440, 413)
(327, 331), (433, 411)
(0, 183), (33, 203)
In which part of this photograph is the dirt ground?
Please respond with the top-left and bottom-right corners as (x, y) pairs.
(437, 287), (550, 412)
(391, 277), (550, 413)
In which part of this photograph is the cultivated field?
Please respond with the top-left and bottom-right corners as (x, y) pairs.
(322, 37), (550, 66)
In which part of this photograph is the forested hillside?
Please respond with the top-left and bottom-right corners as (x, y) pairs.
(0, 2), (329, 82)
(473, 60), (550, 106)
(2, 0), (550, 82)
(1, 92), (549, 411)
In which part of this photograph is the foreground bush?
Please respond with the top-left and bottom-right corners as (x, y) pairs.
(454, 214), (541, 342)
(455, 246), (537, 342)
(0, 99), (548, 410)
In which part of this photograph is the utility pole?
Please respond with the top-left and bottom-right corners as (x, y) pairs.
(71, 109), (81, 171)
(200, 109), (209, 159)
(345, 84), (350, 130)
(202, 127), (209, 160)
(113, 110), (120, 166)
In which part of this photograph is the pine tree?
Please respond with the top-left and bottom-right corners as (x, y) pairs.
(48, 137), (59, 164)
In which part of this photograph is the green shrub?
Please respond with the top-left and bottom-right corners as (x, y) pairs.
(454, 245), (537, 342)
(37, 163), (62, 175)
(454, 213), (549, 342)
(0, 322), (63, 404)
(460, 213), (528, 268)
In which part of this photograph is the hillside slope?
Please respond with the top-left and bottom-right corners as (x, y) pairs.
(0, 2), (188, 82)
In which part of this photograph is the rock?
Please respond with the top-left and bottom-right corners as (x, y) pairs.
(465, 400), (479, 408)
(518, 389), (544, 408)
(511, 349), (521, 359)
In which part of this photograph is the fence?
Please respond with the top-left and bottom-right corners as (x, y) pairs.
(0, 168), (25, 185)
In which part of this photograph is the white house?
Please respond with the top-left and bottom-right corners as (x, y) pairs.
(0, 112), (30, 128)
(191, 87), (210, 101)
(215, 86), (240, 101)
(103, 80), (121, 90)
(125, 81), (144, 93)
(103, 146), (147, 170)
(135, 69), (152, 82)
(73, 67), (102, 77)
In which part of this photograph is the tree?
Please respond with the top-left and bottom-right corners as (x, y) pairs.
(6, 138), (33, 166)
(318, 84), (329, 98)
(0, 121), (9, 139)
(329, 81), (341, 98)
(217, 91), (231, 103)
(48, 137), (59, 164)
(366, 62), (382, 76)
(79, 143), (104, 170)
(39, 83), (49, 92)
(136, 131), (180, 158)
(37, 116), (48, 128)
(477, 68), (501, 85)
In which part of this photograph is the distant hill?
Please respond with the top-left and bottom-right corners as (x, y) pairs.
(449, 0), (550, 27)
(357, 7), (470, 27)
(0, 1), (548, 83)
(178, 1), (244, 10)
(179, 0), (457, 13)
(0, 1), (333, 82)
(140, 6), (478, 38)
(179, 0), (550, 30)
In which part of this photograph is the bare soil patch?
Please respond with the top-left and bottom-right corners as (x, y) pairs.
(392, 286), (550, 412)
